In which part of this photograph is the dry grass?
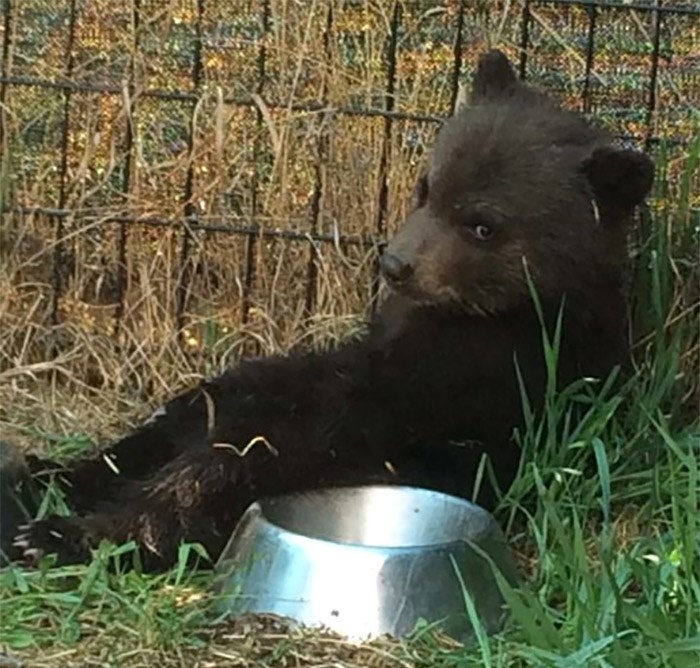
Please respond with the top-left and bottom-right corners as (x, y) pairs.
(1, 2), (698, 454)
(9, 614), (468, 668)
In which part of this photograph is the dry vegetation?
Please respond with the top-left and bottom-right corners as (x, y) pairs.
(1, 1), (698, 450)
(6, 612), (472, 667)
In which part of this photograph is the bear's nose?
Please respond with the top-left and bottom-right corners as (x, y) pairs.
(380, 253), (413, 284)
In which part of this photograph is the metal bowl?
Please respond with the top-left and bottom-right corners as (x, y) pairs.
(213, 485), (518, 642)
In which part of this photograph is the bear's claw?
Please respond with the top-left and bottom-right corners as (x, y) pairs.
(12, 525), (44, 566)
(11, 516), (90, 567)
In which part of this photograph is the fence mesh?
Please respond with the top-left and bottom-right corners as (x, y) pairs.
(1, 0), (698, 394)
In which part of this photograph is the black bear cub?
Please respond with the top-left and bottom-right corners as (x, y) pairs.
(8, 50), (653, 571)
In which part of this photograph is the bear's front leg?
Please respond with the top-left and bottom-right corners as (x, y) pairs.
(14, 433), (304, 570)
(26, 348), (355, 516)
(25, 384), (215, 515)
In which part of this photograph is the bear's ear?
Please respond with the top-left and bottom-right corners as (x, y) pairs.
(581, 146), (655, 214)
(471, 50), (518, 103)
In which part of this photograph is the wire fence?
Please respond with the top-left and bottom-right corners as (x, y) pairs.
(1, 0), (698, 368)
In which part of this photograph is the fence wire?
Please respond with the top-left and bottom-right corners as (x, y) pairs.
(1, 0), (698, 356)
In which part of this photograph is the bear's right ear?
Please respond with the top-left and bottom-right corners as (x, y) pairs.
(471, 50), (518, 103)
(581, 146), (655, 217)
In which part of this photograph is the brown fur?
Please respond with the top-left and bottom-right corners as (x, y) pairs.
(6, 51), (654, 571)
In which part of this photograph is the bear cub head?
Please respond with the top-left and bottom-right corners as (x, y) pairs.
(380, 50), (654, 316)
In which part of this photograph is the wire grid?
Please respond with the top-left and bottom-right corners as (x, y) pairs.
(0, 0), (698, 356)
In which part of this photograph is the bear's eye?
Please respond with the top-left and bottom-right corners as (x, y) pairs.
(413, 174), (429, 207)
(462, 206), (500, 242)
(473, 223), (494, 241)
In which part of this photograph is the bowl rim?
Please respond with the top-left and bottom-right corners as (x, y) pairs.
(244, 484), (501, 552)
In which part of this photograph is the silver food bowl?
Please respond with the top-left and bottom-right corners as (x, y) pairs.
(213, 485), (518, 642)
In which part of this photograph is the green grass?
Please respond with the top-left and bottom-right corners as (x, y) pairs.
(1, 143), (698, 667)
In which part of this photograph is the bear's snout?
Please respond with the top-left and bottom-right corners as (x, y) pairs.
(379, 253), (413, 286)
